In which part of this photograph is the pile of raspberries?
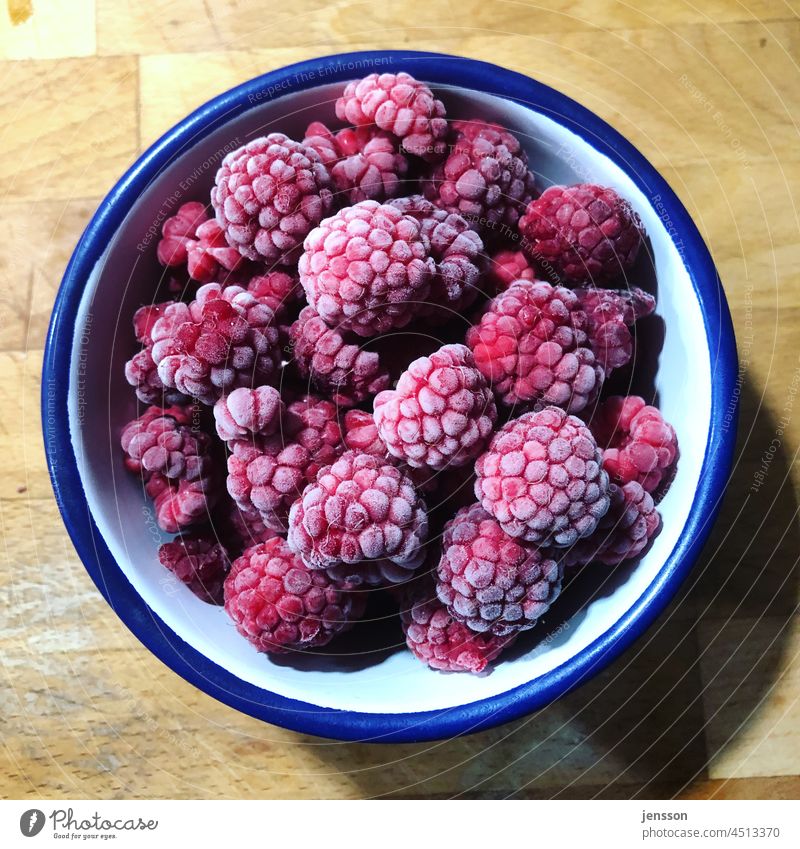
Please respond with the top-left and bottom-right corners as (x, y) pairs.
(121, 71), (678, 675)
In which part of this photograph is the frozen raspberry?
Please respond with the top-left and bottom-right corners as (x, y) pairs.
(133, 302), (174, 344)
(224, 538), (363, 653)
(401, 580), (514, 673)
(125, 346), (191, 406)
(475, 406), (610, 546)
(336, 72), (448, 159)
(246, 271), (301, 318)
(590, 396), (678, 494)
(436, 504), (563, 635)
(211, 134), (334, 264)
(486, 249), (536, 291)
(303, 121), (409, 204)
(151, 283), (281, 405)
(289, 306), (390, 407)
(342, 409), (388, 459)
(422, 119), (536, 232)
(389, 195), (485, 317)
(374, 344), (497, 471)
(573, 286), (656, 375)
(213, 386), (284, 441)
(299, 200), (435, 337)
(226, 396), (344, 531)
(287, 451), (428, 570)
(466, 279), (603, 413)
(158, 533), (230, 604)
(121, 405), (218, 532)
(157, 201), (245, 284)
(519, 184), (645, 284)
(560, 481), (660, 569)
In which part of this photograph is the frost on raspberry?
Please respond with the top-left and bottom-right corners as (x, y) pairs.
(573, 286), (656, 375)
(289, 306), (390, 407)
(287, 451), (428, 572)
(121, 405), (219, 532)
(213, 385), (284, 441)
(559, 481), (661, 569)
(421, 119), (536, 232)
(475, 406), (610, 546)
(224, 538), (364, 653)
(466, 279), (603, 414)
(226, 395), (344, 532)
(400, 580), (515, 673)
(335, 72), (448, 159)
(158, 532), (230, 604)
(150, 283), (281, 405)
(303, 121), (410, 204)
(436, 503), (563, 635)
(374, 344), (497, 471)
(211, 134), (334, 264)
(157, 201), (246, 284)
(298, 200), (435, 337)
(519, 183), (645, 284)
(589, 395), (678, 496)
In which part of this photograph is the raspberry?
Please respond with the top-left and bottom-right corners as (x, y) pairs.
(401, 580), (514, 673)
(133, 302), (174, 344)
(436, 503), (563, 635)
(246, 271), (301, 318)
(422, 119), (536, 232)
(211, 134), (334, 264)
(466, 279), (603, 413)
(519, 184), (645, 284)
(475, 406), (610, 546)
(374, 344), (497, 471)
(303, 121), (409, 204)
(389, 195), (485, 317)
(157, 201), (245, 284)
(298, 200), (435, 337)
(121, 405), (219, 532)
(226, 396), (344, 531)
(151, 283), (281, 405)
(589, 396), (678, 494)
(124, 346), (191, 406)
(213, 386), (284, 441)
(560, 481), (660, 569)
(158, 533), (230, 604)
(289, 306), (390, 407)
(335, 72), (448, 159)
(486, 249), (536, 291)
(287, 451), (428, 570)
(342, 408), (388, 459)
(573, 286), (656, 374)
(224, 538), (363, 653)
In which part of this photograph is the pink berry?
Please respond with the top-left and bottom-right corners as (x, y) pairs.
(475, 406), (610, 546)
(213, 386), (284, 441)
(158, 533), (230, 605)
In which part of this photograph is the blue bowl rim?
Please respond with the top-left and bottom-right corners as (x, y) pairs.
(42, 49), (738, 743)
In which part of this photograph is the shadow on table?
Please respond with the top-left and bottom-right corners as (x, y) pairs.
(302, 376), (799, 799)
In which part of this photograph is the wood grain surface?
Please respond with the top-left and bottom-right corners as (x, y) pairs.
(1, 0), (798, 800)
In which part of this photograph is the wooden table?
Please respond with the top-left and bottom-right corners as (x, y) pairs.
(1, 0), (798, 800)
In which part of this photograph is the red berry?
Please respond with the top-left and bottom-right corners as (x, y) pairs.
(299, 200), (435, 337)
(486, 249), (536, 291)
(422, 119), (536, 232)
(475, 406), (610, 546)
(436, 503), (563, 635)
(246, 271), (301, 318)
(211, 134), (334, 263)
(158, 533), (230, 604)
(466, 279), (603, 413)
(287, 451), (428, 571)
(336, 72), (448, 159)
(374, 344), (497, 471)
(589, 395), (678, 495)
(213, 385), (284, 441)
(519, 184), (645, 284)
(224, 538), (364, 653)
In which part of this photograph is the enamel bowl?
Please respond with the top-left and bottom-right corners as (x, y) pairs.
(42, 51), (737, 742)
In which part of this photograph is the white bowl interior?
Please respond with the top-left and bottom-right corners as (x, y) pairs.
(68, 82), (710, 714)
